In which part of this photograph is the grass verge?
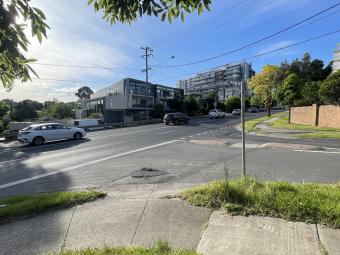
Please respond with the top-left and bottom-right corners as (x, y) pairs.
(295, 132), (340, 139)
(245, 112), (286, 132)
(0, 190), (106, 223)
(181, 178), (340, 228)
(270, 116), (340, 132)
(56, 240), (198, 255)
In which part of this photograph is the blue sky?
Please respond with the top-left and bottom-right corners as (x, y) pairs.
(1, 0), (339, 102)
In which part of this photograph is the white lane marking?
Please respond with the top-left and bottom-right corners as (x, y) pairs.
(294, 150), (340, 154)
(153, 130), (176, 135)
(0, 158), (27, 164)
(89, 126), (168, 139)
(0, 140), (179, 190)
(0, 127), (169, 154)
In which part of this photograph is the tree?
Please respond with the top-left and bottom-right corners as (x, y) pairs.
(167, 97), (184, 112)
(0, 101), (10, 118)
(301, 81), (321, 105)
(88, 0), (211, 24)
(248, 65), (281, 116)
(0, 0), (49, 89)
(276, 73), (303, 106)
(224, 96), (240, 113)
(11, 101), (37, 121)
(50, 102), (75, 119)
(184, 94), (202, 116)
(152, 103), (165, 119)
(250, 95), (262, 107)
(319, 70), (340, 105)
(75, 86), (94, 101)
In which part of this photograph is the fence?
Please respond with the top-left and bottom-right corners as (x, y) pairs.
(289, 104), (340, 128)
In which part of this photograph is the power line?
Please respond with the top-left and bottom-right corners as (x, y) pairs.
(154, 28), (340, 82)
(153, 2), (340, 68)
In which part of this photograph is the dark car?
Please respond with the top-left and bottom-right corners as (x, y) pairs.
(164, 112), (189, 125)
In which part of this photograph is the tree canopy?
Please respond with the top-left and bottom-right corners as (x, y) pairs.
(88, 0), (211, 24)
(248, 65), (281, 116)
(75, 86), (94, 101)
(224, 96), (240, 113)
(0, 0), (49, 89)
(319, 70), (340, 105)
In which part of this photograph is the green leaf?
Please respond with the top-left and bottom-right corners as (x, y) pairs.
(161, 12), (167, 21)
(181, 11), (184, 22)
(88, 0), (95, 5)
(198, 2), (203, 15)
(32, 7), (46, 20)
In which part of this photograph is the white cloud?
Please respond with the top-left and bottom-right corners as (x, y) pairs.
(0, 0), (136, 103)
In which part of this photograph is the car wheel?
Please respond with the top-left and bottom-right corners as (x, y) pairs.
(32, 136), (44, 146)
(74, 132), (83, 140)
(165, 122), (169, 125)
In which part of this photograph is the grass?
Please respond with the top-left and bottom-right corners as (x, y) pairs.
(244, 112), (286, 132)
(181, 178), (340, 229)
(56, 240), (199, 255)
(0, 190), (106, 223)
(295, 132), (340, 139)
(270, 116), (340, 132)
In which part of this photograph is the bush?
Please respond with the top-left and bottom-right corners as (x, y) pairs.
(319, 70), (340, 104)
(224, 96), (241, 113)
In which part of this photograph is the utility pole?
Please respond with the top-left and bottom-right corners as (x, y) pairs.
(141, 47), (153, 84)
(241, 80), (246, 177)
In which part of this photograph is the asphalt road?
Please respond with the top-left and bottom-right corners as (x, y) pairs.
(1, 114), (339, 197)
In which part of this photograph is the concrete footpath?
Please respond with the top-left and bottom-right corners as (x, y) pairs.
(0, 183), (339, 255)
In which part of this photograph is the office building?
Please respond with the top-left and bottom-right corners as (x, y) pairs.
(85, 78), (183, 123)
(333, 43), (340, 72)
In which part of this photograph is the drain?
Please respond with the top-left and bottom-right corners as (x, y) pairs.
(131, 168), (168, 178)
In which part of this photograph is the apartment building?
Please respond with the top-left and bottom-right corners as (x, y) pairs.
(177, 61), (254, 101)
(86, 78), (183, 123)
(333, 43), (340, 72)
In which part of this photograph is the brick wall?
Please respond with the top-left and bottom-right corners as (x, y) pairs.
(318, 105), (340, 128)
(289, 104), (340, 128)
(290, 105), (317, 126)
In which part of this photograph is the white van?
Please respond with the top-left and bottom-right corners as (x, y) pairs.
(73, 119), (102, 131)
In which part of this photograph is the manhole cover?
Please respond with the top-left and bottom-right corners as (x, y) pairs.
(131, 168), (168, 178)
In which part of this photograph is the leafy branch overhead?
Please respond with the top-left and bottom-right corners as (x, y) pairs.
(0, 0), (50, 89)
(88, 0), (211, 23)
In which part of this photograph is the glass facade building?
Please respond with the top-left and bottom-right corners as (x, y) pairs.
(85, 78), (183, 123)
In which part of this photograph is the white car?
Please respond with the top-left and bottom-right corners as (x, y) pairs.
(209, 109), (225, 119)
(18, 123), (86, 146)
(232, 109), (241, 116)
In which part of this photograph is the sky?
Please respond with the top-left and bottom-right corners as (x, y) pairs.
(1, 0), (339, 102)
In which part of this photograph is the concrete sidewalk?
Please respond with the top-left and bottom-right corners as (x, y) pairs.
(0, 183), (339, 255)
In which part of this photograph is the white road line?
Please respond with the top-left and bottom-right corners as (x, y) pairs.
(0, 140), (179, 190)
(0, 127), (169, 154)
(294, 149), (340, 154)
(0, 158), (27, 164)
(153, 130), (176, 135)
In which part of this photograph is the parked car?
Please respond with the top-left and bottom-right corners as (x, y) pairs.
(232, 109), (241, 116)
(249, 107), (259, 113)
(209, 109), (225, 119)
(18, 123), (86, 146)
(164, 112), (189, 125)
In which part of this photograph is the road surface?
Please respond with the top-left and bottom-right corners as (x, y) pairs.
(1, 115), (339, 197)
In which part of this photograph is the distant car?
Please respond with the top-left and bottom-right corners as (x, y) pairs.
(232, 109), (241, 116)
(18, 123), (86, 146)
(164, 112), (189, 125)
(249, 107), (259, 113)
(209, 109), (225, 119)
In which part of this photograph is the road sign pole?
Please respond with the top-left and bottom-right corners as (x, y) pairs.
(241, 81), (246, 177)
